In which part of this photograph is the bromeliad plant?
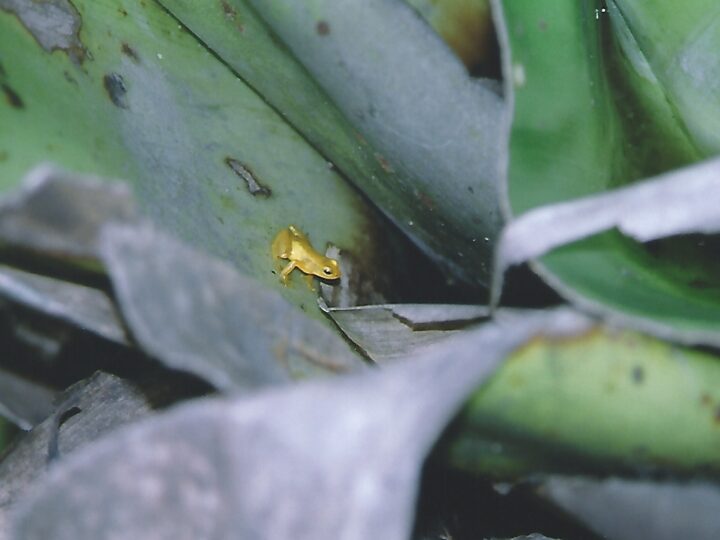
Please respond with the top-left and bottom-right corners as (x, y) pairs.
(0, 1), (719, 539)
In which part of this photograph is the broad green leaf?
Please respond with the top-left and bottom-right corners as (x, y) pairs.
(167, 0), (506, 285)
(604, 1), (701, 174)
(495, 0), (720, 344)
(0, 0), (412, 321)
(447, 327), (720, 477)
(609, 0), (720, 156)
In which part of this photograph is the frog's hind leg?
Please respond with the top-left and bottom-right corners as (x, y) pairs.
(272, 236), (291, 259)
(279, 261), (297, 285)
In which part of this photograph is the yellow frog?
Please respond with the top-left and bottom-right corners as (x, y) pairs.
(271, 225), (341, 287)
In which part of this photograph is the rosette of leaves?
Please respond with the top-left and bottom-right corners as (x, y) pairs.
(0, 1), (720, 539)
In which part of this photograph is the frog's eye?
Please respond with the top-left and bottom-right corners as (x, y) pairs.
(323, 266), (333, 275)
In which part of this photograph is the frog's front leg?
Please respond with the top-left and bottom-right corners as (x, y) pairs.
(279, 260), (297, 285)
(304, 273), (317, 291)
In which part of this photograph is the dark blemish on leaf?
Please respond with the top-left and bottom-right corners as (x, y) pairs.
(2, 0), (88, 64)
(118, 7), (128, 16)
(2, 83), (24, 109)
(467, 186), (475, 194)
(58, 405), (82, 428)
(538, 19), (548, 31)
(103, 72), (129, 109)
(714, 406), (720, 425)
(0, 150), (8, 162)
(63, 70), (78, 85)
(47, 405), (82, 463)
(316, 20), (330, 36)
(225, 157), (272, 198)
(221, 0), (236, 18)
(121, 42), (140, 63)
(221, 0), (244, 31)
(700, 393), (712, 407)
(0, 61), (6, 78)
(631, 365), (644, 384)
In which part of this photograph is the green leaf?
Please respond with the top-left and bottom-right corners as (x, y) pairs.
(495, 0), (720, 344)
(174, 0), (506, 284)
(0, 0), (407, 320)
(608, 0), (720, 156)
(448, 327), (720, 477)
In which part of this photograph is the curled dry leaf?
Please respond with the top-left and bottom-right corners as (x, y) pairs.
(0, 265), (127, 345)
(11, 308), (592, 540)
(0, 165), (137, 263)
(320, 301), (489, 363)
(0, 371), (206, 536)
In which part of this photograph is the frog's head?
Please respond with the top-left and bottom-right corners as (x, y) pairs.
(319, 257), (341, 280)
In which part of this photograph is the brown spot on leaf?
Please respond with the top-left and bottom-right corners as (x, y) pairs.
(221, 0), (236, 18)
(316, 20), (330, 36)
(0, 150), (8, 162)
(700, 393), (713, 407)
(1, 83), (24, 109)
(630, 365), (644, 384)
(118, 7), (128, 16)
(121, 42), (140, 63)
(225, 158), (272, 198)
(415, 190), (435, 212)
(374, 153), (394, 174)
(221, 0), (244, 31)
(103, 73), (128, 109)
